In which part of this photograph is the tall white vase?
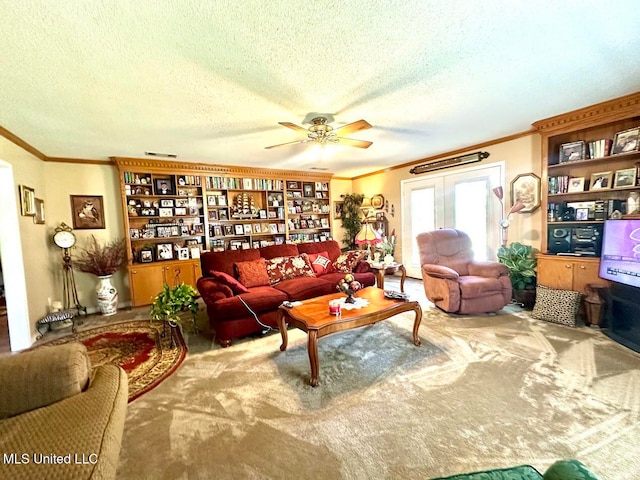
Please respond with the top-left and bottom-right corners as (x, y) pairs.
(96, 275), (118, 316)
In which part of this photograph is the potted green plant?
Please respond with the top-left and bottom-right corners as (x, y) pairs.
(497, 242), (537, 309)
(340, 193), (365, 250)
(150, 283), (199, 326)
(73, 236), (126, 316)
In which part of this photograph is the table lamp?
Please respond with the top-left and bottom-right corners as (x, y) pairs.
(355, 222), (382, 260)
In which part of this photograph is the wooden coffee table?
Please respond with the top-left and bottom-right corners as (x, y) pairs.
(277, 287), (422, 386)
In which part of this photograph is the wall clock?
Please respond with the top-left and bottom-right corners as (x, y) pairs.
(53, 222), (76, 249)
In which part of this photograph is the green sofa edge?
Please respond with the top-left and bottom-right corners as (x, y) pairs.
(430, 459), (601, 480)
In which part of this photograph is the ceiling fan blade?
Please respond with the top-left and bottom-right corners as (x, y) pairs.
(278, 122), (308, 133)
(334, 119), (372, 136)
(264, 139), (311, 149)
(336, 137), (373, 149)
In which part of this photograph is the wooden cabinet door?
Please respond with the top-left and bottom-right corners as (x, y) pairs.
(537, 256), (574, 290)
(130, 264), (166, 307)
(572, 260), (604, 294)
(167, 263), (195, 287)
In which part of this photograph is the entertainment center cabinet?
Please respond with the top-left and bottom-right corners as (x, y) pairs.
(534, 92), (640, 287)
(113, 157), (333, 306)
(534, 92), (640, 350)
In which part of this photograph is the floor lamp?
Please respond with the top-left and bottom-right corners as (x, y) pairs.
(493, 186), (525, 246)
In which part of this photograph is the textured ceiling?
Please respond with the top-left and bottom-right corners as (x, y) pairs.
(2, 1), (640, 178)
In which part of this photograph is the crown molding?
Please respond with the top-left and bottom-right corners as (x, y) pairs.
(111, 157), (334, 181)
(0, 126), (47, 161)
(351, 129), (535, 181)
(532, 91), (640, 135)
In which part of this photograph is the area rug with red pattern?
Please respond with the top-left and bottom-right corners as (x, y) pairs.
(48, 320), (187, 402)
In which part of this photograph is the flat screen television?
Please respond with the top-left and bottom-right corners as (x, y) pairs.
(598, 219), (640, 289)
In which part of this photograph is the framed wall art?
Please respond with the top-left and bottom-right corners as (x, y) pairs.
(333, 201), (344, 219)
(70, 195), (105, 229)
(33, 198), (45, 224)
(371, 194), (385, 210)
(19, 185), (36, 216)
(510, 173), (540, 213)
(613, 167), (637, 188)
(559, 141), (586, 163)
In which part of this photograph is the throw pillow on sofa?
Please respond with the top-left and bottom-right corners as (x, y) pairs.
(235, 258), (271, 288)
(265, 254), (315, 285)
(333, 250), (365, 273)
(531, 285), (581, 327)
(208, 270), (250, 295)
(307, 251), (335, 275)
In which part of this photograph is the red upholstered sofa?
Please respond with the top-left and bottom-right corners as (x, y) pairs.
(197, 240), (376, 346)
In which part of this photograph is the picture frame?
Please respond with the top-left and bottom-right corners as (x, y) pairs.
(333, 201), (344, 219)
(156, 243), (173, 261)
(259, 209), (267, 219)
(589, 171), (613, 190)
(33, 198), (45, 224)
(129, 228), (140, 239)
(19, 185), (36, 216)
(154, 178), (174, 195)
(303, 183), (314, 197)
(575, 208), (589, 221)
(209, 210), (218, 221)
(207, 195), (217, 206)
(613, 167), (637, 188)
(371, 194), (385, 210)
(567, 177), (585, 193)
(159, 207), (173, 217)
(174, 207), (187, 216)
(70, 195), (105, 229)
(559, 141), (586, 163)
(217, 195), (227, 206)
(287, 181), (299, 190)
(139, 248), (154, 263)
(190, 247), (201, 259)
(234, 224), (244, 235)
(510, 173), (541, 213)
(612, 127), (640, 155)
(160, 199), (174, 207)
(176, 247), (189, 260)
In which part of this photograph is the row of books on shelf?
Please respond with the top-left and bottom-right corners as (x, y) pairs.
(558, 126), (640, 163)
(205, 176), (284, 191)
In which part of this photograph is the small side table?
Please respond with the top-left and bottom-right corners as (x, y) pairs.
(369, 263), (406, 292)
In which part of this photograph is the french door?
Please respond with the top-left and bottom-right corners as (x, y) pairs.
(401, 163), (503, 278)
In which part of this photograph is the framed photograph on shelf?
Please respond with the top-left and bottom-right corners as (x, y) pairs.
(176, 247), (189, 260)
(70, 195), (105, 229)
(174, 207), (187, 216)
(154, 178), (174, 195)
(612, 127), (640, 155)
(303, 183), (314, 197)
(156, 243), (173, 260)
(510, 173), (541, 213)
(567, 177), (585, 193)
(613, 167), (637, 188)
(575, 208), (589, 221)
(207, 195), (217, 206)
(559, 141), (586, 163)
(139, 248), (154, 263)
(287, 181), (299, 190)
(159, 207), (173, 217)
(234, 224), (244, 235)
(589, 171), (613, 190)
(160, 199), (174, 207)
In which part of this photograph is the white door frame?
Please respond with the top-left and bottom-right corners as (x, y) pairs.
(401, 161), (505, 278)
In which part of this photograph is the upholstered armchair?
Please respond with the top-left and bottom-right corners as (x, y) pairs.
(416, 229), (512, 314)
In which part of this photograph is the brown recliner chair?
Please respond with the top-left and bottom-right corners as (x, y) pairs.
(416, 229), (512, 314)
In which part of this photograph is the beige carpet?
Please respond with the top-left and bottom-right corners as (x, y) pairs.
(117, 306), (640, 479)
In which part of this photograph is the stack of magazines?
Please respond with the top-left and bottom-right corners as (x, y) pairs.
(384, 290), (408, 301)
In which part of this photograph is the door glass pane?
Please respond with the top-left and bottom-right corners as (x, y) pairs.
(410, 187), (435, 267)
(454, 179), (489, 260)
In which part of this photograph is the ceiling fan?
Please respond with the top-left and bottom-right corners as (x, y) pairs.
(265, 117), (372, 149)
